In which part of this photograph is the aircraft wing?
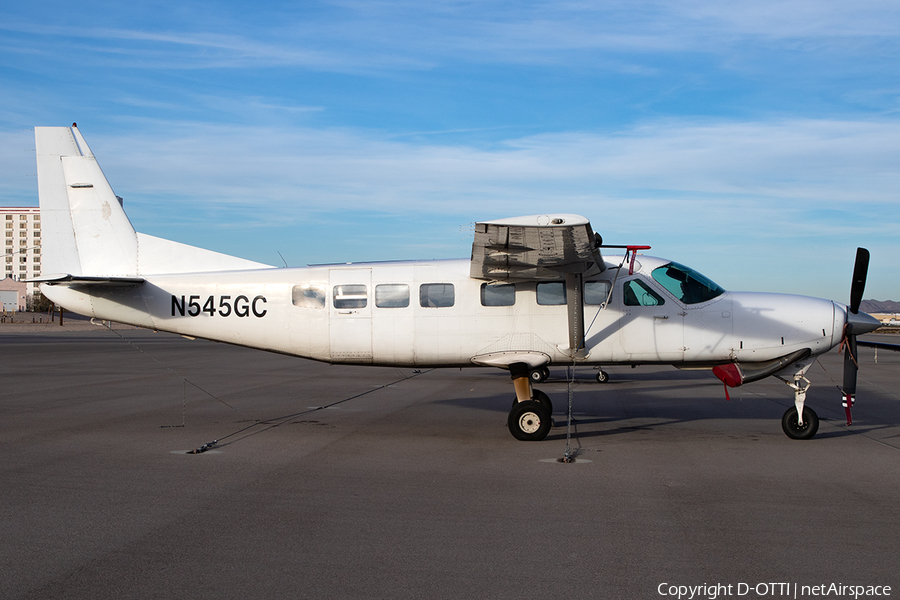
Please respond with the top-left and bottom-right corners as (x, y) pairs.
(469, 214), (605, 282)
(30, 274), (145, 287)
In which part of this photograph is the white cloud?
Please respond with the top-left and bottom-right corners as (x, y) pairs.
(3, 0), (898, 299)
(89, 118), (900, 217)
(96, 116), (892, 300)
(5, 0), (900, 74)
(4, 117), (897, 298)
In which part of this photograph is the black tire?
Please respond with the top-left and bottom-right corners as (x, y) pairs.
(533, 389), (552, 414)
(508, 400), (552, 441)
(511, 389), (553, 415)
(541, 367), (550, 380)
(596, 370), (610, 383)
(781, 406), (819, 440)
(529, 368), (547, 383)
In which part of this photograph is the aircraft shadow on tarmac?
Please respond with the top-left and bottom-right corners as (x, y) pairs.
(438, 367), (900, 443)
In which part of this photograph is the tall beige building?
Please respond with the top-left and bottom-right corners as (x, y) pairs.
(1, 207), (42, 300)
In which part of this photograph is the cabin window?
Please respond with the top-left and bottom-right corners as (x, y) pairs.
(623, 279), (664, 306)
(651, 262), (725, 305)
(536, 282), (566, 306)
(292, 284), (326, 309)
(481, 283), (515, 307)
(584, 281), (611, 306)
(376, 284), (410, 308)
(333, 284), (368, 309)
(420, 283), (455, 308)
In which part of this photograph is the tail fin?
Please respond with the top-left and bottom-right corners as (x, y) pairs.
(35, 125), (272, 277)
(36, 125), (138, 277)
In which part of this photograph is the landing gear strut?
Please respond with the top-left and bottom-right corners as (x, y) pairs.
(511, 389), (552, 414)
(507, 362), (552, 441)
(780, 375), (819, 440)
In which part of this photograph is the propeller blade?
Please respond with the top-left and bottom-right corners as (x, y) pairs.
(849, 247), (870, 314)
(841, 248), (871, 426)
(841, 334), (858, 397)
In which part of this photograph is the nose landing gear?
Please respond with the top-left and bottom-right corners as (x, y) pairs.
(780, 375), (819, 440)
(781, 405), (819, 440)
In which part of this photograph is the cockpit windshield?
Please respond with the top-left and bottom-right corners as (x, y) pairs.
(651, 262), (725, 305)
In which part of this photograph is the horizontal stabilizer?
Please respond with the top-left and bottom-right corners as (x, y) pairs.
(30, 274), (145, 287)
(36, 125), (274, 279)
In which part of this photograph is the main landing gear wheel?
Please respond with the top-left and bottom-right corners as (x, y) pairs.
(529, 367), (550, 383)
(511, 389), (552, 414)
(596, 370), (610, 383)
(781, 406), (819, 440)
(508, 400), (552, 441)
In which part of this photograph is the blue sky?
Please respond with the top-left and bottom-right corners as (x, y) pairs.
(1, 0), (898, 300)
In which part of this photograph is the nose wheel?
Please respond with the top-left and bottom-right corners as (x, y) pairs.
(781, 406), (819, 440)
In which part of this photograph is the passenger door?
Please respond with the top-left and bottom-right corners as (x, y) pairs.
(329, 268), (373, 363)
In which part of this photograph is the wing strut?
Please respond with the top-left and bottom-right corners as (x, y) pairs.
(566, 272), (586, 359)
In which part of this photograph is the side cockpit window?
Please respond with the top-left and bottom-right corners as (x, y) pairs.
(651, 262), (724, 305)
(623, 279), (664, 306)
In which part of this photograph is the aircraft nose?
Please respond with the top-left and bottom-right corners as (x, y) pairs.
(849, 310), (882, 335)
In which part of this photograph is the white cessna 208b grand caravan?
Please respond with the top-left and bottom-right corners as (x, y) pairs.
(33, 124), (889, 442)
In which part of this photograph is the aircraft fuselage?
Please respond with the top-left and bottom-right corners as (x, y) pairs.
(43, 255), (846, 369)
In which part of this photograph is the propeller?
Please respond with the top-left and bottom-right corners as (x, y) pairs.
(839, 248), (880, 424)
(849, 248), (869, 315)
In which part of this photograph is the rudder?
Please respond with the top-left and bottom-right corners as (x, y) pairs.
(36, 125), (138, 277)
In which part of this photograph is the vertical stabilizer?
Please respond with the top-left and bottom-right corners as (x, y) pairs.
(36, 125), (138, 277)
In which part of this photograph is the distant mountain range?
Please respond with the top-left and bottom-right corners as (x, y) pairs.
(861, 300), (900, 313)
